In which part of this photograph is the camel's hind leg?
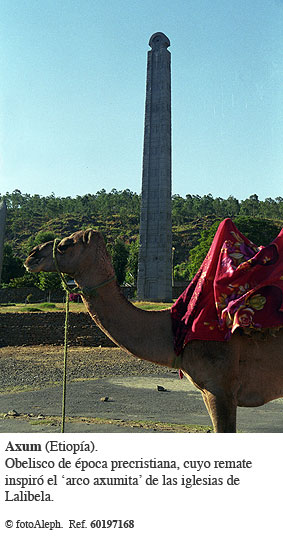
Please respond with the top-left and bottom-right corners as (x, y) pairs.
(202, 391), (237, 433)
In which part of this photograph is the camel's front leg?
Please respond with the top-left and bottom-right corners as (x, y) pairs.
(182, 337), (240, 432)
(202, 391), (237, 433)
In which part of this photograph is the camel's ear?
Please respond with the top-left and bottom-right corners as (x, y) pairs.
(82, 229), (101, 245)
(82, 229), (94, 245)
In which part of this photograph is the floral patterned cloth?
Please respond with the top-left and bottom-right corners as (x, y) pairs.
(171, 218), (283, 355)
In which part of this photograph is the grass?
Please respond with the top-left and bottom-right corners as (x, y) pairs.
(0, 302), (77, 313)
(0, 412), (212, 433)
(0, 382), (61, 395)
(0, 300), (173, 313)
(38, 302), (57, 309)
(0, 377), (101, 395)
(18, 306), (43, 312)
(136, 301), (172, 311)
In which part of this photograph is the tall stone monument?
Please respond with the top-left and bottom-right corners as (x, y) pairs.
(137, 32), (172, 302)
(0, 200), (7, 284)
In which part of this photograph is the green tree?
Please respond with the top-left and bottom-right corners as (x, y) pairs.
(173, 261), (191, 281)
(34, 231), (56, 245)
(186, 217), (281, 280)
(223, 195), (240, 217)
(172, 194), (186, 225)
(239, 194), (260, 217)
(36, 271), (61, 291)
(110, 239), (129, 285)
(199, 194), (215, 216)
(125, 238), (139, 284)
(5, 272), (38, 288)
(1, 243), (25, 284)
(187, 221), (221, 279)
(234, 217), (280, 246)
(26, 231), (56, 254)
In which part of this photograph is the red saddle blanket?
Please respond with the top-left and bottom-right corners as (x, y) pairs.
(171, 218), (283, 355)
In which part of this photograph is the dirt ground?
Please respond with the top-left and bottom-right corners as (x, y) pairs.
(1, 345), (283, 433)
(0, 345), (216, 433)
(0, 345), (177, 393)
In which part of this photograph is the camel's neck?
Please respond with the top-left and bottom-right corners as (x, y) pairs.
(77, 278), (175, 367)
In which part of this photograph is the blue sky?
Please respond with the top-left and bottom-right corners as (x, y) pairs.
(1, 0), (282, 200)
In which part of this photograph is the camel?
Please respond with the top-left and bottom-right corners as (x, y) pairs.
(24, 229), (283, 433)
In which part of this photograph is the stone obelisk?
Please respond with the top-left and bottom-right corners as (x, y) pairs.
(137, 32), (172, 302)
(0, 200), (7, 284)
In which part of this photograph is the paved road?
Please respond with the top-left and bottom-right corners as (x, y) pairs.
(0, 374), (283, 433)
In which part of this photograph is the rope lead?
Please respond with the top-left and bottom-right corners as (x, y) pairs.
(61, 293), (69, 433)
(52, 239), (69, 433)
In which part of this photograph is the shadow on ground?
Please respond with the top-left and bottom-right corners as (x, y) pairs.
(1, 375), (283, 433)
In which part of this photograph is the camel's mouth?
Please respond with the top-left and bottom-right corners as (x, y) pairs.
(24, 255), (46, 273)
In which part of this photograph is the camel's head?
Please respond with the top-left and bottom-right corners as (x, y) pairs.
(25, 229), (111, 281)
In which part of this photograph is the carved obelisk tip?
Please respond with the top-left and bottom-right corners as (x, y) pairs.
(149, 32), (170, 49)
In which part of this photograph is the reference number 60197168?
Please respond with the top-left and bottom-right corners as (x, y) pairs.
(90, 519), (134, 529)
